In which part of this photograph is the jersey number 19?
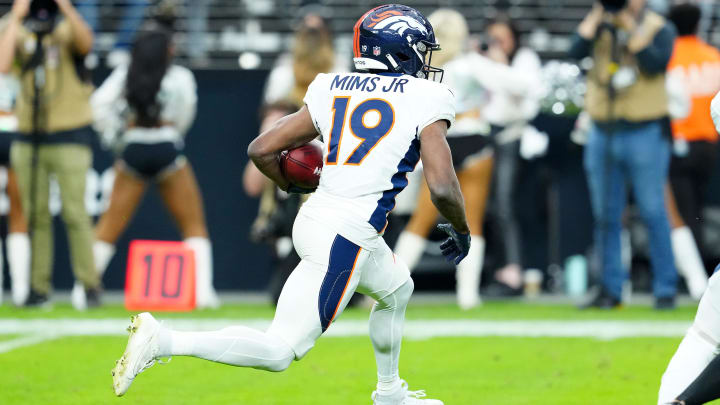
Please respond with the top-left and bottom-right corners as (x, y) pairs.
(326, 97), (395, 166)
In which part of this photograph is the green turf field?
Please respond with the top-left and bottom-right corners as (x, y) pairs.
(0, 301), (716, 404)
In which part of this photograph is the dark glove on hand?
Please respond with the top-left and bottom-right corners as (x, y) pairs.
(286, 184), (315, 194)
(437, 223), (471, 265)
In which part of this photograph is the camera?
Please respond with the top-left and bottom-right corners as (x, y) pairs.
(600, 0), (628, 13)
(27, 0), (59, 33)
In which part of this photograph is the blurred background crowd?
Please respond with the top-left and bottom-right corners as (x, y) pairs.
(1, 0), (720, 310)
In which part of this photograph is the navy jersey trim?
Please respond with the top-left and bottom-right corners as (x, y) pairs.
(318, 235), (362, 332)
(367, 137), (421, 232)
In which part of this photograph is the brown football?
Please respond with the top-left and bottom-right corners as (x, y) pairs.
(280, 140), (324, 189)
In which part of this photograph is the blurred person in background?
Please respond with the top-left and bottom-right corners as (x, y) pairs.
(393, 8), (494, 310)
(263, 11), (348, 106)
(665, 2), (720, 299)
(243, 101), (302, 305)
(0, 72), (30, 307)
(0, 0), (100, 308)
(570, 0), (677, 309)
(74, 0), (149, 66)
(482, 15), (542, 295)
(90, 25), (219, 309)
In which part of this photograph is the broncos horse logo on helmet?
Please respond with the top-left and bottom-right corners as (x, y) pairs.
(353, 4), (443, 81)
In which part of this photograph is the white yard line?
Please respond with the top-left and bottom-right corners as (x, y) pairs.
(0, 318), (692, 343)
(0, 334), (60, 354)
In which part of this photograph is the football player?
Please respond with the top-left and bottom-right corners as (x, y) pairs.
(111, 5), (470, 404)
(658, 92), (720, 405)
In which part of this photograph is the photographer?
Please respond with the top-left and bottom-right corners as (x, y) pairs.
(0, 0), (99, 308)
(569, 0), (678, 309)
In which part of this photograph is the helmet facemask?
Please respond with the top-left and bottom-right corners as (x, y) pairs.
(416, 40), (444, 82)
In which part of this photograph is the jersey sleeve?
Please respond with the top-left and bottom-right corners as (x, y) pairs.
(417, 84), (455, 136)
(302, 73), (326, 134)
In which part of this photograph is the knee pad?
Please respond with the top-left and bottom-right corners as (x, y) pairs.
(261, 338), (295, 372)
(266, 353), (293, 372)
(384, 278), (414, 308)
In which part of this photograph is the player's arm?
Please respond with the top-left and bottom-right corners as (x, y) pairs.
(247, 105), (318, 191)
(420, 120), (471, 264)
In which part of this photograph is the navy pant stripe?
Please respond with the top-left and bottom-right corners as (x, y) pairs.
(318, 235), (361, 332)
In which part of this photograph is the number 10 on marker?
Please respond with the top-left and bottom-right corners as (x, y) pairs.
(125, 240), (196, 312)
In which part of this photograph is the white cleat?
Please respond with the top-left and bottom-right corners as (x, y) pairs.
(372, 380), (444, 405)
(112, 312), (163, 396)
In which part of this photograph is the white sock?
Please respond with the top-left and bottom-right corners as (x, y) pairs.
(157, 325), (294, 372)
(93, 240), (116, 277)
(672, 226), (708, 299)
(393, 232), (427, 272)
(7, 233), (30, 307)
(184, 237), (219, 308)
(370, 279), (413, 397)
(456, 236), (484, 310)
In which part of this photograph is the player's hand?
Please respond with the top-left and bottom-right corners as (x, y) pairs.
(286, 184), (315, 194)
(437, 224), (471, 265)
(11, 0), (30, 21)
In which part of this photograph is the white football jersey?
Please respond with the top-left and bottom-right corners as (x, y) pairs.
(300, 72), (455, 250)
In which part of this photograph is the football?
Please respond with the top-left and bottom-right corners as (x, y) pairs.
(280, 139), (324, 189)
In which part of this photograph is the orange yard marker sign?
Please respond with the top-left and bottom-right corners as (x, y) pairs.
(125, 240), (196, 311)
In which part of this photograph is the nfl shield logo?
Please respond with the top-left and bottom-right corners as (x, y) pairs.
(373, 46), (381, 56)
(361, 45), (367, 53)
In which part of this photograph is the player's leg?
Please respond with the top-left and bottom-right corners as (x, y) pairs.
(455, 154), (493, 309)
(394, 179), (437, 271)
(113, 214), (367, 396)
(358, 241), (442, 404)
(5, 167), (30, 306)
(658, 271), (720, 404)
(157, 162), (219, 308)
(155, 255), (333, 372)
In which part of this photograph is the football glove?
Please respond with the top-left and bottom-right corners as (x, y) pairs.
(437, 223), (471, 265)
